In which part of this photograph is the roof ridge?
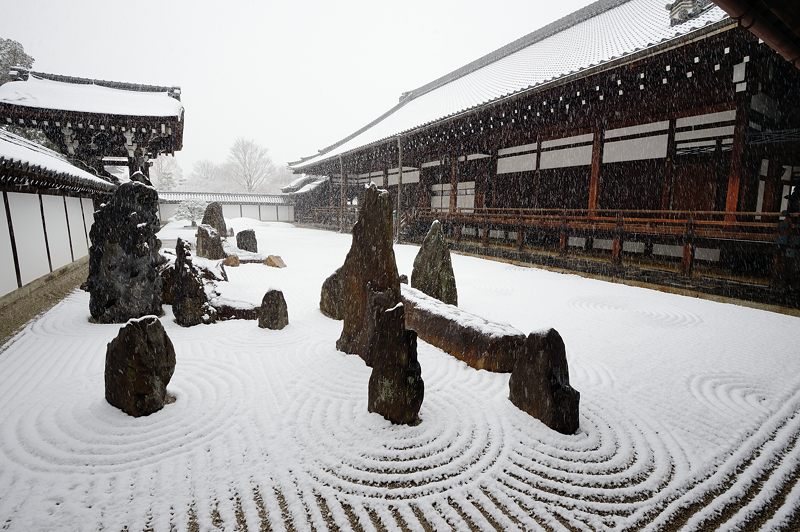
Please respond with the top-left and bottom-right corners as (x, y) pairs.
(13, 68), (181, 99)
(399, 0), (631, 103)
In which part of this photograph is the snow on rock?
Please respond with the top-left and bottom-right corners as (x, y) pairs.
(0, 222), (799, 530)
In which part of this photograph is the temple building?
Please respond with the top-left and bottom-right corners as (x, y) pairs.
(290, 0), (800, 306)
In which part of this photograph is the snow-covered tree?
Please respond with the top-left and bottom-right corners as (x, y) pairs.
(173, 199), (208, 225)
(150, 154), (183, 191)
(0, 37), (34, 85)
(227, 138), (277, 193)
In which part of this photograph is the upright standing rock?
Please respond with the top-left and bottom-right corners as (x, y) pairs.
(411, 220), (458, 305)
(87, 181), (162, 323)
(196, 224), (225, 260)
(105, 316), (176, 417)
(367, 286), (424, 425)
(173, 238), (213, 326)
(259, 289), (289, 330)
(236, 229), (258, 253)
(509, 328), (580, 434)
(331, 184), (400, 360)
(201, 201), (227, 235)
(320, 267), (344, 320)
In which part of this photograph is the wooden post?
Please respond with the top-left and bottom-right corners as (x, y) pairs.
(449, 155), (459, 214)
(588, 122), (604, 215)
(516, 226), (524, 251)
(611, 214), (624, 266)
(559, 215), (568, 254)
(383, 167), (389, 189)
(339, 155), (346, 232)
(396, 137), (403, 241)
(681, 217), (695, 276)
(725, 99), (750, 221)
(661, 119), (676, 210)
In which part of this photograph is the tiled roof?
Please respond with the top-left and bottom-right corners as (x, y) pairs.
(291, 0), (730, 170)
(281, 175), (328, 194)
(0, 72), (183, 118)
(0, 129), (115, 193)
(158, 191), (292, 205)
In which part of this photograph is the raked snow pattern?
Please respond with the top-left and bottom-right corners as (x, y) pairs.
(1, 220), (799, 531)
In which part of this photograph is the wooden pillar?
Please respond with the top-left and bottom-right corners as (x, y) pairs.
(588, 122), (604, 215)
(762, 161), (784, 213)
(339, 156), (346, 232)
(383, 167), (389, 189)
(449, 154), (458, 214)
(725, 99), (750, 220)
(396, 137), (403, 241)
(661, 119), (676, 210)
(610, 214), (624, 266)
(681, 218), (695, 276)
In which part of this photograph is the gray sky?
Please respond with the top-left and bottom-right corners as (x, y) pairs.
(1, 0), (595, 173)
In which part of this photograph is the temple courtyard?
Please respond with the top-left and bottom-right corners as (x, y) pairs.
(0, 219), (798, 531)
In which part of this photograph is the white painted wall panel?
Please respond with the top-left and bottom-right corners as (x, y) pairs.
(605, 120), (669, 139)
(8, 193), (50, 285)
(81, 198), (95, 246)
(42, 195), (72, 270)
(541, 133), (593, 149)
(497, 142), (537, 156)
(160, 203), (179, 222)
(241, 205), (260, 220)
(287, 206), (295, 221)
(676, 109), (736, 128)
(0, 198), (17, 297)
(261, 205), (278, 221)
(603, 134), (668, 163)
(65, 197), (88, 259)
(497, 153), (536, 174)
(277, 206), (291, 221)
(222, 204), (240, 219)
(539, 145), (592, 169)
(387, 170), (420, 186)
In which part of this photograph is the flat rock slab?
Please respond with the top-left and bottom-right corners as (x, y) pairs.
(265, 255), (287, 268)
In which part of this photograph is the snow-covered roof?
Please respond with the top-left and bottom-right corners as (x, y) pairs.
(158, 191), (292, 205)
(0, 74), (184, 118)
(291, 0), (730, 170)
(281, 175), (328, 194)
(0, 128), (115, 192)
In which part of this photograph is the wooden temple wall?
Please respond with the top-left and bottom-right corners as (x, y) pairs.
(0, 190), (95, 299)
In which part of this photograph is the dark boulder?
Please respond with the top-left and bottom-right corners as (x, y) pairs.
(320, 267), (344, 320)
(332, 185), (400, 360)
(87, 181), (162, 323)
(236, 229), (258, 253)
(411, 220), (457, 305)
(399, 274), (408, 284)
(105, 316), (176, 417)
(367, 286), (424, 425)
(201, 201), (227, 235)
(509, 329), (580, 434)
(259, 289), (289, 330)
(173, 238), (214, 327)
(195, 224), (225, 260)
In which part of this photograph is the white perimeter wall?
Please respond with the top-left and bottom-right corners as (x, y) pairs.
(0, 191), (96, 299)
(157, 200), (296, 225)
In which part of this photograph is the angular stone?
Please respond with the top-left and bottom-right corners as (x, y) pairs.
(201, 201), (227, 235)
(332, 185), (400, 360)
(105, 316), (176, 417)
(195, 224), (225, 260)
(509, 329), (580, 434)
(399, 274), (408, 284)
(367, 287), (424, 425)
(236, 229), (258, 253)
(259, 289), (289, 330)
(411, 220), (457, 305)
(87, 181), (162, 323)
(173, 238), (214, 327)
(265, 255), (287, 268)
(320, 267), (344, 320)
(223, 255), (240, 267)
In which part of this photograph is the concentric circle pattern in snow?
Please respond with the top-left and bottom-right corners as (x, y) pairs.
(0, 222), (798, 531)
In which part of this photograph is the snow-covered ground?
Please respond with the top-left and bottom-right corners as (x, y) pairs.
(1, 219), (798, 531)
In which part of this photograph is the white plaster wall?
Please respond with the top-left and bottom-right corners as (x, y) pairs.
(287, 206), (295, 221)
(82, 198), (95, 248)
(241, 205), (260, 220)
(66, 197), (88, 259)
(277, 206), (291, 221)
(539, 145), (592, 169)
(42, 195), (72, 270)
(0, 198), (18, 297)
(497, 153), (536, 174)
(160, 203), (179, 222)
(7, 193), (50, 285)
(222, 204), (241, 219)
(603, 135), (668, 163)
(261, 205), (278, 221)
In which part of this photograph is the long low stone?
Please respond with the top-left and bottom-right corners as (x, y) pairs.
(401, 285), (523, 373)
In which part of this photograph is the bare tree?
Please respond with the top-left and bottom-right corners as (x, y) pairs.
(150, 154), (183, 191)
(227, 138), (276, 193)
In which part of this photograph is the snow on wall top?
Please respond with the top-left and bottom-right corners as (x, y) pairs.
(0, 128), (115, 191)
(158, 191), (292, 205)
(292, 0), (729, 170)
(0, 75), (184, 118)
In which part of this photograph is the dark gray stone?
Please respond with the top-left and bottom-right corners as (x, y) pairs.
(259, 289), (289, 330)
(367, 286), (424, 425)
(195, 224), (225, 260)
(399, 274), (408, 284)
(173, 238), (214, 327)
(236, 229), (258, 253)
(320, 267), (344, 320)
(105, 316), (176, 417)
(411, 220), (457, 305)
(509, 328), (580, 434)
(87, 181), (162, 323)
(201, 201), (227, 235)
